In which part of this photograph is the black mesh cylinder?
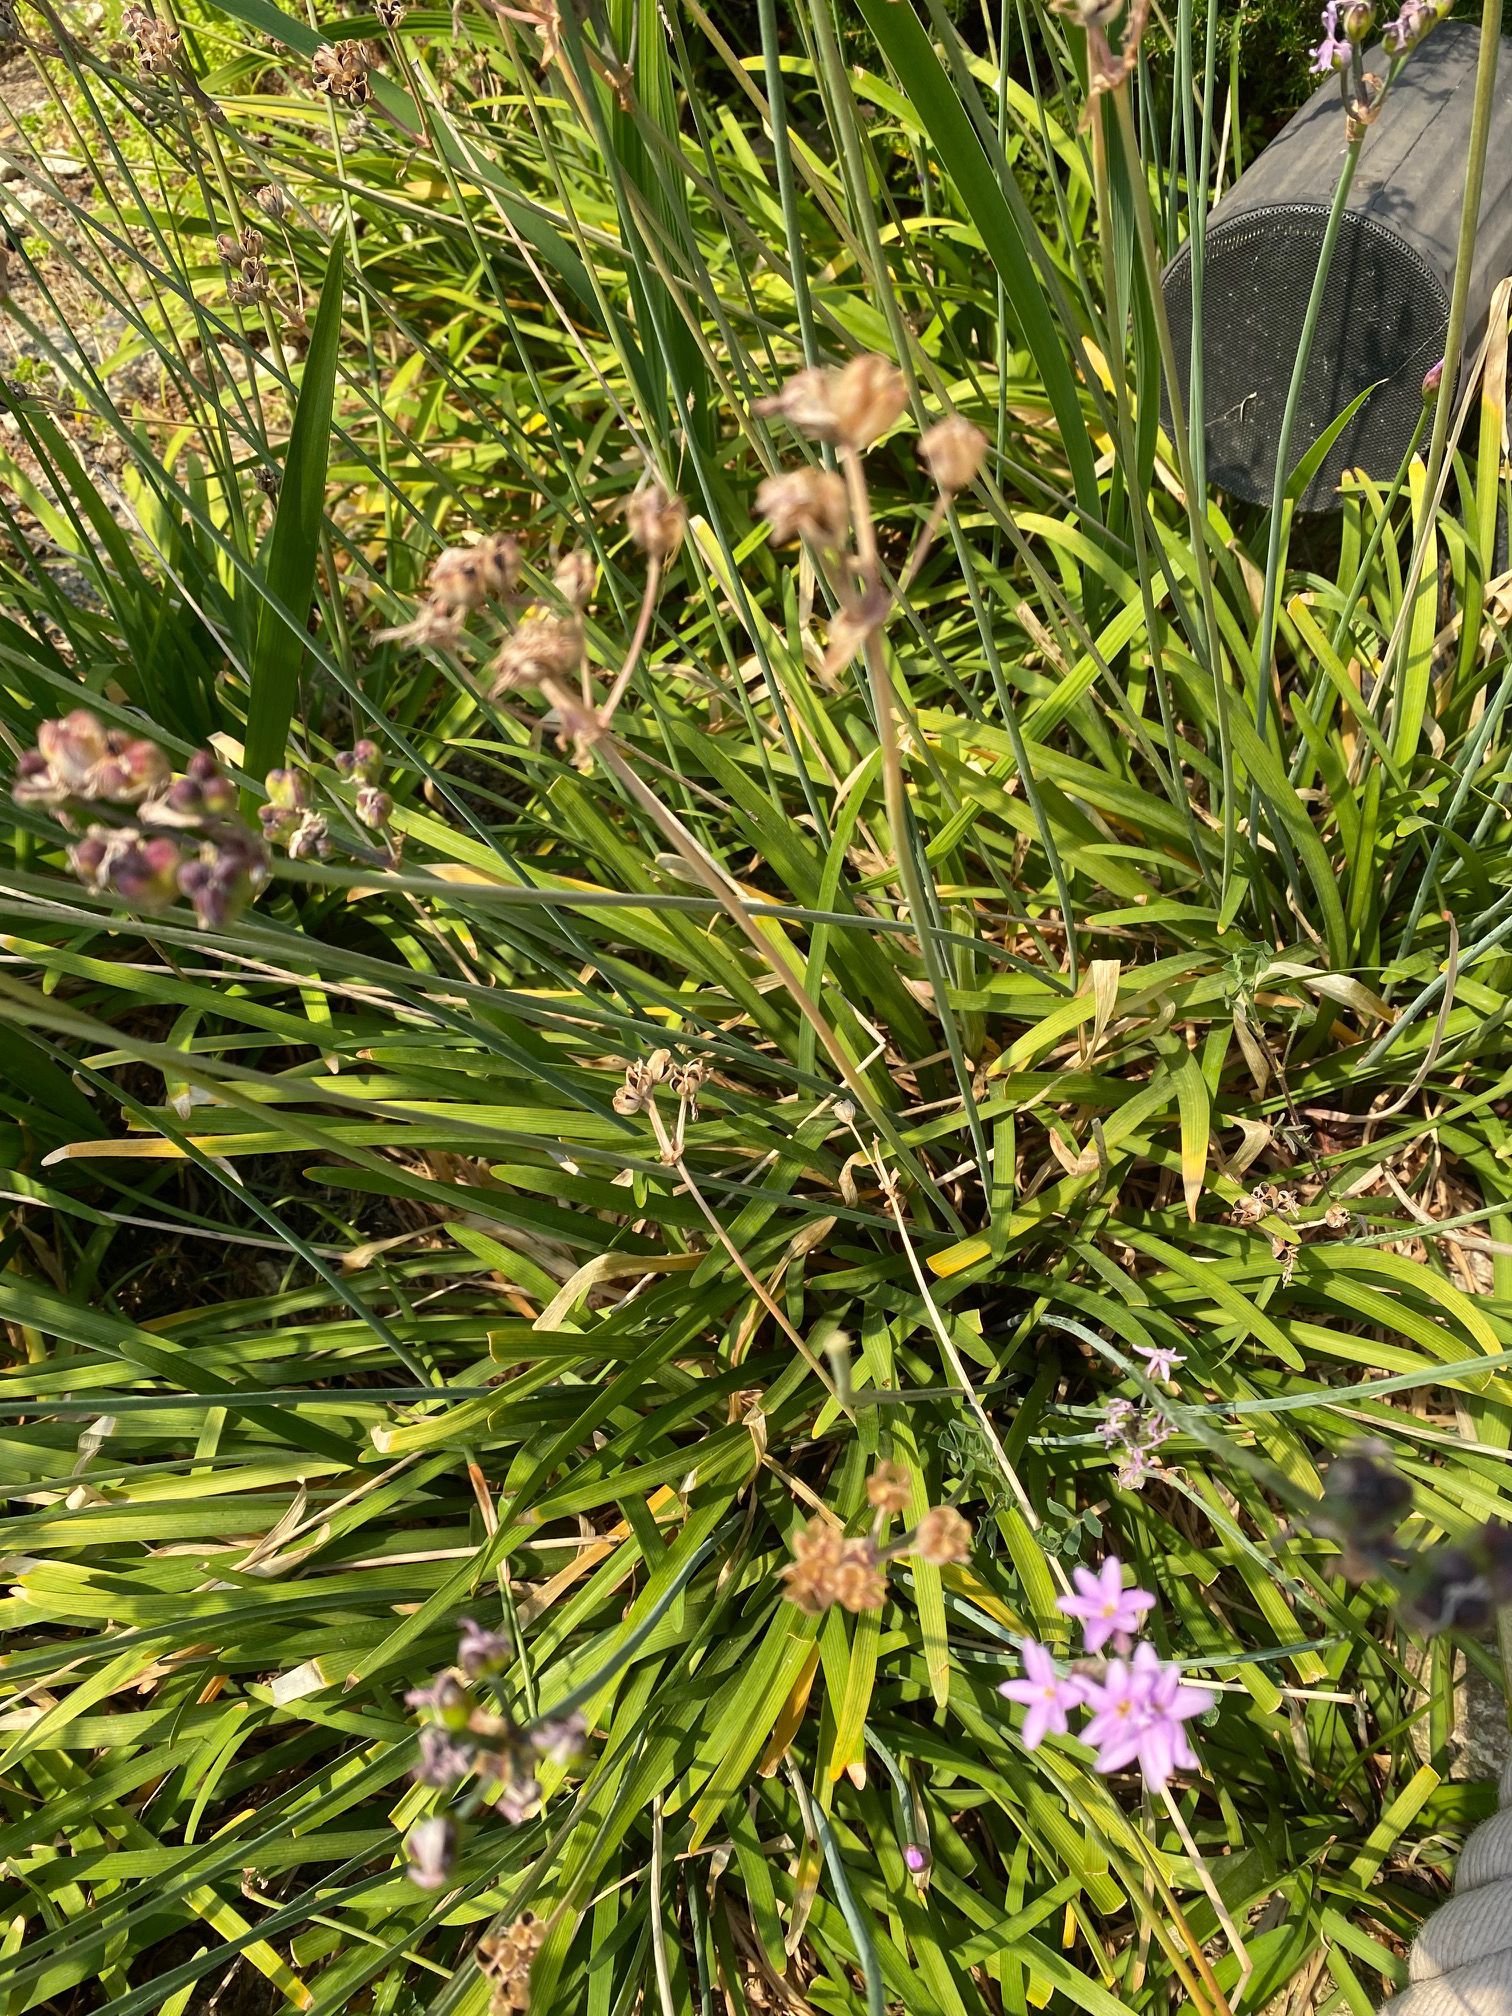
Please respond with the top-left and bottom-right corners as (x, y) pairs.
(1161, 23), (1512, 512)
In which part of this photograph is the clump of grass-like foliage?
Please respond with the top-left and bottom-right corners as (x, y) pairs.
(2, 0), (1512, 2008)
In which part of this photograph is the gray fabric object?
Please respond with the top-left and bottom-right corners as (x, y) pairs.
(1161, 23), (1512, 512)
(1381, 1760), (1512, 2016)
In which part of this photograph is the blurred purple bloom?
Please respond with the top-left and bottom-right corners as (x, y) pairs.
(998, 1639), (1086, 1749)
(413, 1724), (475, 1788)
(1311, 0), (1351, 68)
(1098, 1397), (1135, 1448)
(405, 1815), (456, 1890)
(457, 1615), (511, 1679)
(1056, 1558), (1155, 1653)
(495, 1768), (542, 1825)
(903, 1843), (929, 1873)
(529, 1710), (587, 1765)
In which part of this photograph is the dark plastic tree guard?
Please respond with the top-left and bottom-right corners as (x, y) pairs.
(1161, 22), (1512, 513)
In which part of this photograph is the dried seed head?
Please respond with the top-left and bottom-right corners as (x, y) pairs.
(780, 1517), (886, 1614)
(625, 481), (686, 561)
(491, 614), (583, 695)
(479, 1914), (547, 2014)
(312, 37), (377, 103)
(758, 355), (912, 450)
(755, 468), (849, 549)
(355, 785), (392, 829)
(121, 3), (182, 73)
(912, 1505), (972, 1566)
(376, 0), (407, 22)
(827, 353), (908, 451)
(918, 415), (988, 494)
(553, 548), (597, 609)
(429, 534), (520, 613)
(756, 366), (842, 440)
(228, 256), (270, 306)
(866, 1461), (912, 1516)
(254, 183), (293, 222)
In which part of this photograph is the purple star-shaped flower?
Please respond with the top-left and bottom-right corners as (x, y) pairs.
(1082, 1643), (1213, 1789)
(1055, 1557), (1155, 1652)
(1135, 1343), (1185, 1385)
(997, 1639), (1086, 1750)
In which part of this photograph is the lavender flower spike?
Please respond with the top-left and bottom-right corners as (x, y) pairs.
(1056, 1557), (1156, 1653)
(998, 1640), (1086, 1749)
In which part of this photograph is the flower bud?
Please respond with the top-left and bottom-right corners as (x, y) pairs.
(918, 415), (988, 494)
(264, 767), (308, 813)
(625, 481), (686, 561)
(110, 738), (171, 804)
(335, 738), (381, 784)
(110, 835), (183, 909)
(13, 750), (58, 808)
(456, 1617), (511, 1678)
(1343, 0), (1374, 36)
(1422, 357), (1445, 402)
(756, 468), (849, 549)
(69, 827), (112, 887)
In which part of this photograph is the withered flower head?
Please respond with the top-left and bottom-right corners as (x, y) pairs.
(311, 37), (378, 103)
(866, 1461), (913, 1516)
(479, 1914), (547, 2014)
(121, 3), (181, 73)
(429, 533), (521, 613)
(828, 353), (908, 451)
(756, 468), (849, 549)
(780, 1516), (887, 1614)
(625, 481), (686, 561)
(553, 548), (597, 609)
(491, 614), (583, 695)
(918, 415), (988, 494)
(913, 1505), (972, 1566)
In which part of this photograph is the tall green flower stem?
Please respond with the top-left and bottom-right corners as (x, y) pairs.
(1423, 0), (1505, 506)
(1380, 1), (1505, 769)
(1108, 86), (1235, 896)
(1250, 127), (1366, 776)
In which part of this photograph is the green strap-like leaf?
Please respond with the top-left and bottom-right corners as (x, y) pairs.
(245, 241), (347, 783)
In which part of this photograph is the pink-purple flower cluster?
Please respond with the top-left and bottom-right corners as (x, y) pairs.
(1098, 1398), (1172, 1490)
(998, 1556), (1213, 1792)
